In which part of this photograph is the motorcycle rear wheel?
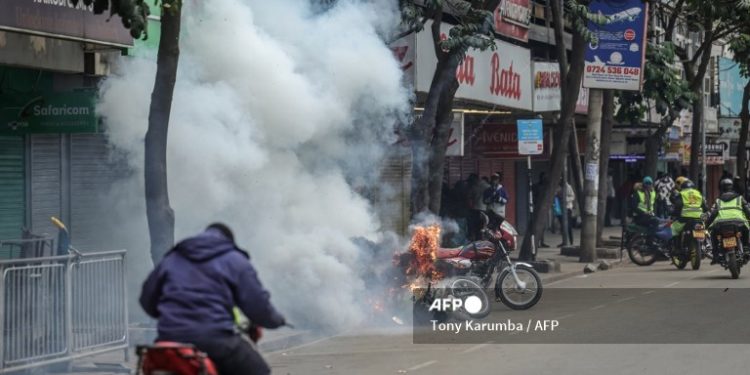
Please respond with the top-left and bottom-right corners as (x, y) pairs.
(690, 239), (701, 270)
(627, 235), (658, 266)
(495, 265), (542, 310)
(728, 251), (740, 279)
(449, 277), (492, 320)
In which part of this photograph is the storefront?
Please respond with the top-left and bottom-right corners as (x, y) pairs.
(0, 1), (135, 256)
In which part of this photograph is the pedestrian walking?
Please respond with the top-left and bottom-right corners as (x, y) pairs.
(606, 171), (616, 226)
(556, 179), (575, 246)
(466, 174), (489, 241)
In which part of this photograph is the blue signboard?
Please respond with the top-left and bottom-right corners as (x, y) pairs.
(719, 57), (749, 117)
(583, 0), (648, 91)
(517, 119), (543, 155)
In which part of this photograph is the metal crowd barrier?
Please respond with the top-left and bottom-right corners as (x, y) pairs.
(0, 250), (129, 373)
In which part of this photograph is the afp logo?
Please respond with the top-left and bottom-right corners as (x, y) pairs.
(428, 295), (484, 315)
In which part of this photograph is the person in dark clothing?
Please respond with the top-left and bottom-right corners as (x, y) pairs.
(140, 223), (286, 375)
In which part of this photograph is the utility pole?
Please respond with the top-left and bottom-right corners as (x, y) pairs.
(581, 89), (603, 263)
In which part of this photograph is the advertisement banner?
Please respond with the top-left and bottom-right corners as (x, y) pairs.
(471, 123), (550, 159)
(583, 0), (648, 91)
(493, 0), (531, 42)
(532, 62), (562, 112)
(416, 21), (533, 111)
(576, 85), (590, 114)
(0, 0), (133, 47)
(719, 118), (743, 140)
(446, 112), (465, 156)
(719, 58), (750, 117)
(517, 119), (544, 155)
(0, 91), (98, 134)
(389, 33), (416, 88)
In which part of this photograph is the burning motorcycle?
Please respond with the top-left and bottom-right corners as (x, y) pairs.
(392, 216), (542, 320)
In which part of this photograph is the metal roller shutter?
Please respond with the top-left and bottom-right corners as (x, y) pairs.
(0, 135), (25, 245)
(30, 134), (61, 238)
(70, 134), (124, 251)
(378, 149), (411, 236)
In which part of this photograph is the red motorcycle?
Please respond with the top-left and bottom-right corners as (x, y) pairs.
(135, 323), (264, 375)
(393, 217), (543, 314)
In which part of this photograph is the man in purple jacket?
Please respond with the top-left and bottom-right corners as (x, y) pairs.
(140, 223), (286, 375)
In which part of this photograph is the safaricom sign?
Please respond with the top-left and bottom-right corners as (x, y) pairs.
(415, 21), (532, 111)
(34, 104), (91, 116)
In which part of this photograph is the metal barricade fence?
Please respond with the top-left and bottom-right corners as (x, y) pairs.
(0, 250), (129, 373)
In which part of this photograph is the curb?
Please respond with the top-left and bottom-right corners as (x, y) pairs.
(541, 257), (629, 284)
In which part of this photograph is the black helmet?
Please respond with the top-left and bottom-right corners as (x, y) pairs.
(681, 180), (696, 190)
(720, 178), (734, 193)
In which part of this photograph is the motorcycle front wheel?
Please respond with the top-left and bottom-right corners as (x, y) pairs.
(495, 265), (542, 310)
(627, 235), (658, 266)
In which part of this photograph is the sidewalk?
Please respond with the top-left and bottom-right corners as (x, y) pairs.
(531, 224), (628, 282)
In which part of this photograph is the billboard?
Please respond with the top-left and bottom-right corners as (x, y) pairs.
(719, 58), (749, 117)
(583, 0), (648, 91)
(493, 0), (531, 42)
(0, 0), (133, 47)
(416, 21), (533, 111)
(532, 62), (562, 112)
(0, 91), (98, 134)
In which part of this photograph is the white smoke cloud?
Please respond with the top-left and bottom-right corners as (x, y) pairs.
(98, 0), (410, 330)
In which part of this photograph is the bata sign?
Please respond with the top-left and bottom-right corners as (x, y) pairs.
(532, 62), (561, 112)
(415, 21), (532, 111)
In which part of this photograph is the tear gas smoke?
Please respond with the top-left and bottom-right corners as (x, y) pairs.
(97, 0), (410, 330)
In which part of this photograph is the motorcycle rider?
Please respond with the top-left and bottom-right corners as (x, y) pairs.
(630, 176), (659, 232)
(670, 179), (708, 253)
(705, 178), (750, 264)
(140, 223), (286, 375)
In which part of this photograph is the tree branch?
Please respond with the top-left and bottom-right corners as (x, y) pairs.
(431, 6), (448, 61)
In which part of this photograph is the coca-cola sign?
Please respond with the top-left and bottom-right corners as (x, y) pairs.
(415, 21), (532, 111)
(494, 0), (531, 42)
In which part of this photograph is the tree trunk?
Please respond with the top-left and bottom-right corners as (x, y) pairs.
(427, 79), (460, 214)
(580, 89), (603, 262)
(643, 131), (661, 179)
(519, 2), (586, 259)
(568, 123), (585, 213)
(737, 82), (750, 195)
(409, 52), (462, 217)
(596, 90), (615, 245)
(689, 89), (703, 183)
(145, 5), (181, 265)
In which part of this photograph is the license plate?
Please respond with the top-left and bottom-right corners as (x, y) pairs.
(723, 237), (737, 248)
(693, 230), (705, 239)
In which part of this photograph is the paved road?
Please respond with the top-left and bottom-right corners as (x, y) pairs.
(267, 261), (750, 375)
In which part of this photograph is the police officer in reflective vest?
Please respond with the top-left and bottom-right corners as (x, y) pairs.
(671, 179), (707, 250)
(630, 177), (659, 231)
(706, 178), (750, 263)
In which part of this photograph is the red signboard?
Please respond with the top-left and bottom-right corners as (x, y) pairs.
(493, 0), (531, 42)
(470, 124), (551, 159)
(0, 0), (133, 47)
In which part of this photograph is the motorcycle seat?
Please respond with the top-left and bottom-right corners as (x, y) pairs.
(435, 247), (463, 259)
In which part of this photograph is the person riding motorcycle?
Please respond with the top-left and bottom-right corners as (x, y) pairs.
(705, 178), (750, 264)
(140, 223), (286, 375)
(670, 179), (708, 253)
(630, 176), (659, 232)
